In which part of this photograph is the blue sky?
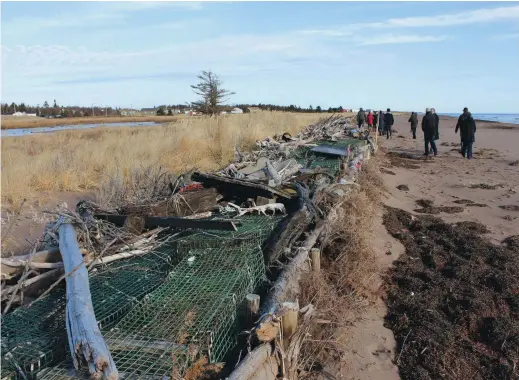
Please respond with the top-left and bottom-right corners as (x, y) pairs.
(1, 1), (518, 112)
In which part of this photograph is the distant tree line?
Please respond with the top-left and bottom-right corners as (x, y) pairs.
(1, 100), (120, 118)
(2, 100), (348, 118)
(234, 104), (347, 113)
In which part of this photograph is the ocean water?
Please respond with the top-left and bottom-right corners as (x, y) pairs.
(1, 121), (158, 137)
(439, 113), (519, 125)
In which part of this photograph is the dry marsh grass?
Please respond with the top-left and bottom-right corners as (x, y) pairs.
(298, 159), (385, 377)
(1, 115), (181, 129)
(1, 112), (324, 210)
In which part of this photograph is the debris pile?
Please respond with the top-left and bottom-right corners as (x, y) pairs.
(1, 114), (376, 380)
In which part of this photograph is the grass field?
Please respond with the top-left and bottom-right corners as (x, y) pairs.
(1, 115), (182, 129)
(2, 111), (329, 210)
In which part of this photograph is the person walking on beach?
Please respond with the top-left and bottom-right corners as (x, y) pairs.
(408, 111), (418, 139)
(367, 111), (374, 132)
(432, 108), (440, 141)
(455, 107), (477, 159)
(378, 110), (385, 136)
(357, 108), (366, 130)
(422, 108), (437, 156)
(384, 108), (394, 139)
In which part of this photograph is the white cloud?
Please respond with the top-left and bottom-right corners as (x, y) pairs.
(490, 33), (519, 40)
(2, 2), (203, 35)
(358, 34), (448, 46)
(384, 6), (519, 28)
(299, 5), (519, 37)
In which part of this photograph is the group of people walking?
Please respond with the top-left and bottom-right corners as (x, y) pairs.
(411, 107), (477, 159)
(356, 108), (395, 139)
(356, 107), (478, 159)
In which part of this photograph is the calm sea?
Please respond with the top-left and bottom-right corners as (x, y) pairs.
(439, 113), (519, 125)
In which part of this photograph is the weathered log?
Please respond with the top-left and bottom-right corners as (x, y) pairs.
(261, 223), (325, 315)
(266, 206), (313, 263)
(59, 222), (119, 379)
(227, 344), (274, 380)
(1, 269), (63, 300)
(1, 247), (61, 279)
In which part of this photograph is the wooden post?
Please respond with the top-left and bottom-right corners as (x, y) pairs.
(310, 248), (321, 273)
(59, 221), (119, 379)
(281, 302), (299, 349)
(246, 294), (260, 328)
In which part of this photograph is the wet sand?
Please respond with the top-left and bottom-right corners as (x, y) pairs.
(339, 114), (519, 380)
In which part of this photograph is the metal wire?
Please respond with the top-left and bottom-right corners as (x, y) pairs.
(2, 215), (280, 380)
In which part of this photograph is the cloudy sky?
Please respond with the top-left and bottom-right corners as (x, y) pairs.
(1, 1), (518, 112)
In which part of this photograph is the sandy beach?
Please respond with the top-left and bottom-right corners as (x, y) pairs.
(338, 114), (519, 379)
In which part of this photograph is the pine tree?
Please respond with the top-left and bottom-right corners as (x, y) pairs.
(316, 106), (322, 113)
(191, 71), (235, 115)
(43, 101), (49, 108)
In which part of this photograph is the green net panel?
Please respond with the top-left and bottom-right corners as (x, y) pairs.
(2, 214), (282, 380)
(38, 244), (265, 379)
(1, 245), (175, 379)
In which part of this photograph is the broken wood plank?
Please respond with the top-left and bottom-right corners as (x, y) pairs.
(192, 172), (296, 200)
(94, 214), (241, 231)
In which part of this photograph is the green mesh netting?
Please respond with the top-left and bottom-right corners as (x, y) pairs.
(2, 136), (365, 379)
(294, 139), (366, 176)
(2, 215), (281, 380)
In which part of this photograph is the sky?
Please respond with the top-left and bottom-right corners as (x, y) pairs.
(1, 1), (519, 113)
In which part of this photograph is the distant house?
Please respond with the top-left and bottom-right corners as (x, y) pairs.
(12, 112), (37, 117)
(231, 107), (243, 114)
(140, 108), (158, 116)
(120, 109), (139, 116)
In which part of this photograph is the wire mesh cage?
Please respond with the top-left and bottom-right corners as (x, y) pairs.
(2, 214), (282, 380)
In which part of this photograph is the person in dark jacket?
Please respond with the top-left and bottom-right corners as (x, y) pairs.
(373, 112), (378, 132)
(378, 110), (385, 136)
(432, 108), (440, 141)
(422, 108), (437, 156)
(384, 108), (394, 139)
(356, 108), (366, 130)
(408, 112), (418, 139)
(455, 107), (477, 159)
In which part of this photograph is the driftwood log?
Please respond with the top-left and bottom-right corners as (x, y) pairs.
(261, 224), (325, 316)
(266, 206), (313, 264)
(59, 221), (119, 379)
(227, 344), (274, 380)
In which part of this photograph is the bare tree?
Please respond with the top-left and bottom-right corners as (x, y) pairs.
(191, 70), (235, 115)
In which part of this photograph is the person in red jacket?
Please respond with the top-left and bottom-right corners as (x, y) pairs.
(367, 111), (374, 132)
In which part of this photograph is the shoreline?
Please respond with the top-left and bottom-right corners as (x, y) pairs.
(0, 115), (182, 130)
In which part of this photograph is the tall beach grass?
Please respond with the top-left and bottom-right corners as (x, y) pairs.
(2, 112), (326, 210)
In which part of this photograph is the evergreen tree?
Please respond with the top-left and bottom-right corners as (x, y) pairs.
(316, 106), (322, 113)
(43, 101), (49, 108)
(191, 70), (235, 115)
(53, 99), (58, 108)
